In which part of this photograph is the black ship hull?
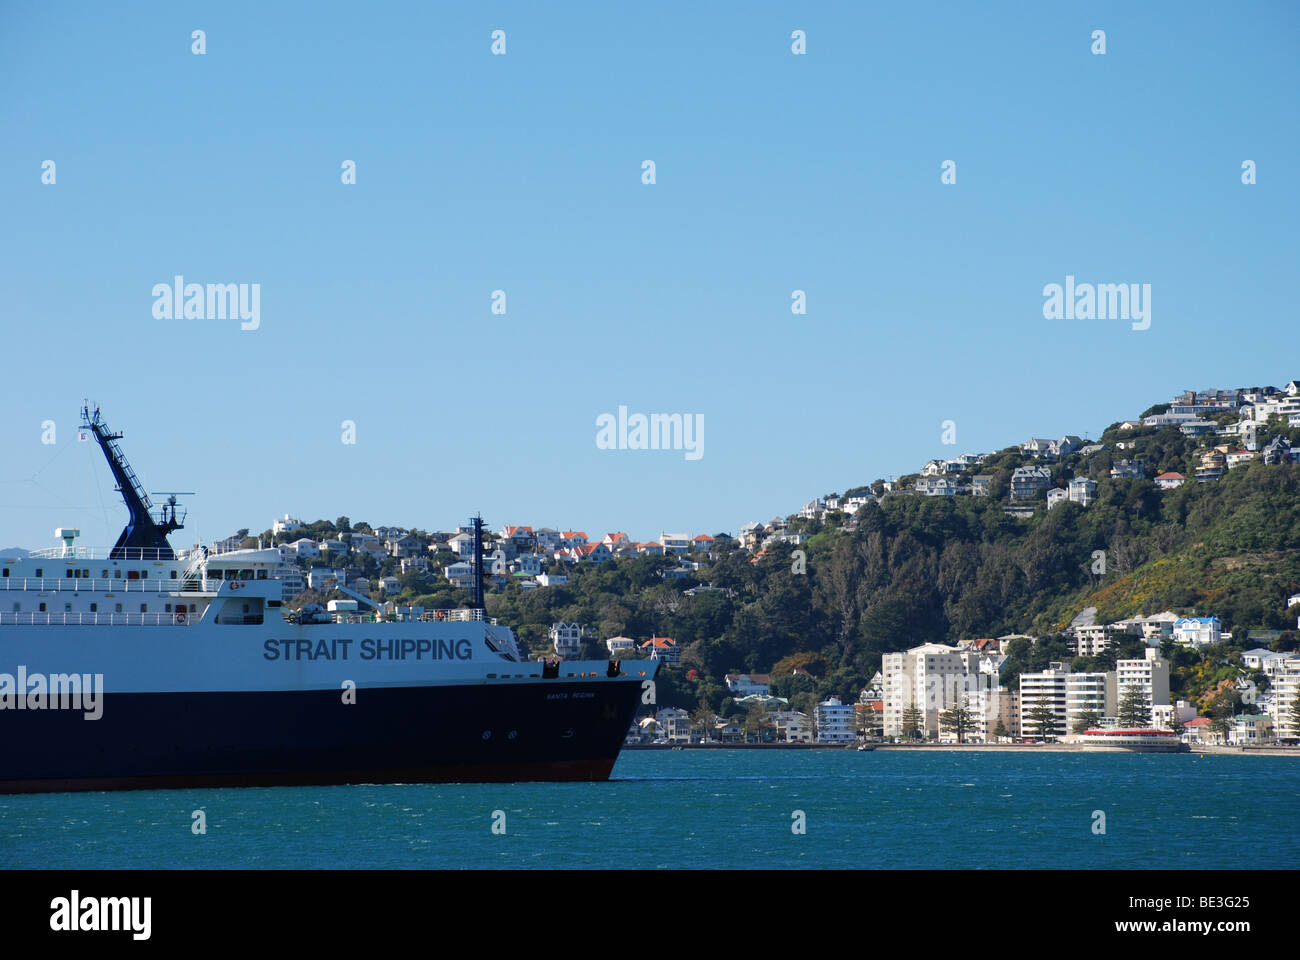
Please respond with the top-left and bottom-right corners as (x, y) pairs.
(0, 679), (642, 793)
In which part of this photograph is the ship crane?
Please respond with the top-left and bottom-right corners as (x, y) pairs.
(80, 403), (187, 561)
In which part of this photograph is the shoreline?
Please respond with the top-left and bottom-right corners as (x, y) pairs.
(624, 742), (1300, 756)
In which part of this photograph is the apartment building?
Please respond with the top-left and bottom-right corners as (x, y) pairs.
(1116, 649), (1171, 711)
(1020, 663), (1069, 740)
(883, 643), (979, 738)
(1065, 672), (1117, 732)
(815, 697), (857, 742)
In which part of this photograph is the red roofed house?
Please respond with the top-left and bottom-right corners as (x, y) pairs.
(1225, 450), (1258, 470)
(571, 542), (611, 564)
(1154, 472), (1187, 490)
(691, 534), (715, 554)
(1183, 716), (1213, 744)
(560, 531), (589, 548)
(724, 673), (771, 696)
(855, 701), (884, 737)
(640, 637), (680, 664)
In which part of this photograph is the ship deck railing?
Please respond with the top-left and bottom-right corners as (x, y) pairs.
(24, 546), (188, 561)
(0, 612), (196, 626)
(0, 577), (234, 594)
(327, 609), (490, 624)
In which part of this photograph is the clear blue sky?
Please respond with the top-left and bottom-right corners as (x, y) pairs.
(2, 2), (1297, 550)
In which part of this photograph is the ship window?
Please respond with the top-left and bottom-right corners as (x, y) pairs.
(258, 569), (268, 579)
(101, 570), (108, 578)
(90, 603), (97, 612)
(115, 603), (122, 613)
(170, 571), (178, 579)
(64, 602), (72, 612)
(1, 568), (7, 578)
(127, 571), (139, 580)
(66, 570), (74, 578)
(165, 604), (172, 612)
(243, 604), (250, 613)
(140, 603), (148, 613)
(35, 568), (43, 577)
(39, 603), (46, 612)
(83, 569), (90, 578)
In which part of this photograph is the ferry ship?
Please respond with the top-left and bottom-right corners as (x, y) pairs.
(0, 406), (656, 793)
(1076, 729), (1186, 752)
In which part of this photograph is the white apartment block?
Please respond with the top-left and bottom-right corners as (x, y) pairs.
(1020, 664), (1069, 740)
(1072, 623), (1137, 656)
(963, 678), (1007, 743)
(1269, 666), (1300, 741)
(815, 697), (857, 742)
(1116, 649), (1171, 714)
(549, 622), (582, 659)
(1065, 672), (1117, 732)
(273, 514), (303, 534)
(882, 643), (979, 738)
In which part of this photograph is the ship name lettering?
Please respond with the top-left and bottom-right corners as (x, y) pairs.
(358, 637), (474, 661)
(263, 638), (353, 661)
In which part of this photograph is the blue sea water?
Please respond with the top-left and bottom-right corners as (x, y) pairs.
(2, 750), (1297, 869)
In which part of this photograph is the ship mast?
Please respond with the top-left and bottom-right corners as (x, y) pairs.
(470, 514), (485, 610)
(81, 403), (184, 561)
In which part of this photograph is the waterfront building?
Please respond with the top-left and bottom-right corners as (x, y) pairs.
(1116, 649), (1171, 711)
(1269, 665), (1300, 741)
(1020, 663), (1069, 740)
(814, 697), (856, 742)
(1065, 672), (1117, 732)
(883, 643), (978, 738)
